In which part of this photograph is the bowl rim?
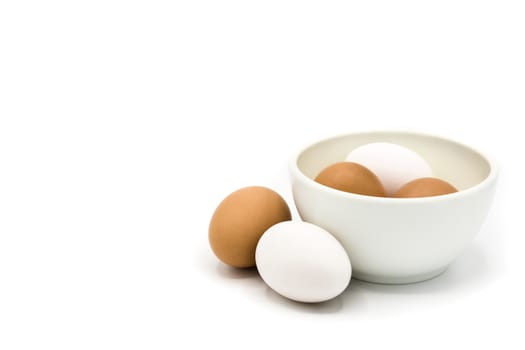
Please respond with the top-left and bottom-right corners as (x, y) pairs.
(289, 130), (499, 203)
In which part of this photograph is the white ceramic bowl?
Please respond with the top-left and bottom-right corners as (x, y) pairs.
(290, 131), (498, 284)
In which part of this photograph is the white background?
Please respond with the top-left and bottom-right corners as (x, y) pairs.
(0, 1), (524, 349)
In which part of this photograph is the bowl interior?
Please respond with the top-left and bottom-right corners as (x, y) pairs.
(296, 132), (491, 191)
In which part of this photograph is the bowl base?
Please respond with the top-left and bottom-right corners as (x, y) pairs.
(352, 266), (447, 284)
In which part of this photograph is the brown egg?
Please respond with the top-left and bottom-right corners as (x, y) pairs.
(209, 186), (291, 268)
(315, 162), (386, 197)
(394, 177), (458, 198)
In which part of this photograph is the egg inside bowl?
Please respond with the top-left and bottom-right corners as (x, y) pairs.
(290, 131), (498, 284)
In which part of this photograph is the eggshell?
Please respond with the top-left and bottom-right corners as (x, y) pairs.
(314, 162), (385, 197)
(255, 221), (352, 303)
(394, 177), (458, 198)
(209, 186), (291, 268)
(346, 142), (432, 196)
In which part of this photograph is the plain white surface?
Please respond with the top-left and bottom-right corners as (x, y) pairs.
(0, 0), (523, 349)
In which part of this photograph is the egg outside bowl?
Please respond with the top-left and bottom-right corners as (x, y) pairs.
(290, 131), (498, 284)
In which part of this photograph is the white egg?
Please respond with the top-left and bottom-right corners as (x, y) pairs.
(255, 221), (351, 303)
(346, 142), (432, 196)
